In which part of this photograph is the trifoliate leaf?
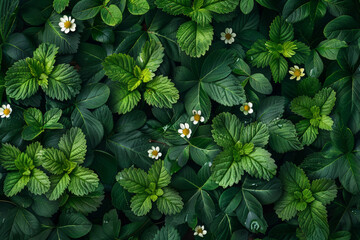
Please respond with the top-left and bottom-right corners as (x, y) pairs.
(211, 112), (243, 148)
(47, 173), (70, 200)
(176, 21), (213, 58)
(130, 193), (152, 216)
(32, 43), (58, 75)
(68, 166), (99, 196)
(148, 160), (171, 189)
(116, 167), (149, 194)
(4, 172), (30, 197)
(269, 16), (294, 43)
(27, 168), (50, 195)
(156, 187), (184, 215)
(137, 40), (164, 72)
(100, 4), (122, 26)
(240, 122), (269, 148)
(58, 127), (87, 164)
(103, 53), (137, 83)
(310, 179), (337, 206)
(44, 64), (81, 101)
(268, 119), (303, 153)
(143, 75), (179, 108)
(0, 143), (21, 171)
(241, 148), (276, 181)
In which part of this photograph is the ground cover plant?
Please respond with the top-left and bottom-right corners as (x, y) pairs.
(1, 0), (360, 239)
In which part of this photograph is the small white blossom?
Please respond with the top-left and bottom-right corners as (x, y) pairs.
(289, 65), (305, 81)
(178, 123), (192, 138)
(194, 225), (207, 238)
(148, 146), (162, 159)
(59, 15), (76, 34)
(240, 102), (253, 115)
(190, 110), (205, 125)
(0, 104), (12, 118)
(220, 28), (236, 44)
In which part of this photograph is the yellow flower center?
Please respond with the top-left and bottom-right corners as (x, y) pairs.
(225, 33), (232, 40)
(64, 21), (71, 28)
(294, 69), (301, 77)
(244, 105), (250, 111)
(182, 128), (190, 136)
(152, 150), (158, 156)
(197, 228), (203, 234)
(3, 109), (10, 115)
(194, 114), (200, 121)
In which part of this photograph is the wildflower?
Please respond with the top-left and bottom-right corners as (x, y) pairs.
(59, 15), (76, 34)
(289, 65), (305, 81)
(194, 225), (207, 238)
(0, 104), (12, 118)
(148, 146), (162, 159)
(178, 123), (191, 138)
(190, 110), (205, 125)
(240, 102), (253, 115)
(220, 28), (236, 44)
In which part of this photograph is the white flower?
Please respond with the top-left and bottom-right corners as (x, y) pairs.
(147, 146), (162, 159)
(178, 123), (192, 138)
(0, 104), (12, 118)
(59, 15), (76, 34)
(240, 102), (253, 115)
(190, 110), (205, 125)
(289, 65), (305, 81)
(220, 28), (236, 44)
(194, 225), (207, 238)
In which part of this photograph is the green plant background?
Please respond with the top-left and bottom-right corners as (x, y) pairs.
(0, 0), (360, 239)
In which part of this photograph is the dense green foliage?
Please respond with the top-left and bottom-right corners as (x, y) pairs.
(1, 0), (360, 239)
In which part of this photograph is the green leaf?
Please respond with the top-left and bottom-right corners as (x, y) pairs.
(257, 96), (285, 124)
(310, 179), (337, 205)
(58, 127), (87, 164)
(31, 195), (60, 217)
(107, 82), (141, 114)
(24, 142), (43, 167)
(24, 108), (43, 127)
(296, 120), (318, 145)
(72, 0), (102, 20)
(144, 75), (179, 108)
(282, 0), (310, 23)
(212, 112), (243, 148)
(5, 59), (39, 100)
(319, 115), (333, 131)
(33, 43), (58, 75)
(176, 21), (213, 58)
(268, 119), (303, 153)
(298, 201), (329, 240)
(153, 226), (181, 240)
(240, 0), (254, 14)
(219, 187), (242, 213)
(156, 187), (184, 215)
(280, 162), (310, 193)
(203, 0), (239, 14)
(249, 73), (273, 94)
(130, 193), (152, 216)
(184, 84), (211, 122)
(101, 209), (121, 238)
(127, 0), (150, 15)
(59, 212), (92, 238)
(211, 149), (243, 187)
(4, 172), (30, 197)
(291, 96), (313, 118)
(339, 153), (360, 194)
(148, 160), (171, 189)
(101, 4), (123, 26)
(39, 148), (68, 174)
(314, 87), (336, 116)
(47, 174), (70, 200)
(316, 39), (347, 60)
(324, 15), (360, 42)
(202, 75), (245, 106)
(201, 49), (235, 83)
(28, 168), (50, 195)
(305, 50), (323, 78)
(331, 125), (354, 154)
(43, 108), (63, 129)
(76, 83), (110, 109)
(137, 40), (164, 72)
(155, 0), (192, 16)
(274, 193), (297, 220)
(240, 122), (269, 148)
(242, 176), (282, 205)
(269, 55), (288, 83)
(116, 167), (149, 194)
(269, 16), (294, 43)
(233, 58), (251, 76)
(188, 8), (212, 25)
(44, 64), (81, 101)
(241, 148), (276, 181)
(53, 0), (70, 13)
(103, 53), (137, 83)
(68, 166), (99, 196)
(247, 39), (272, 68)
(0, 144), (21, 171)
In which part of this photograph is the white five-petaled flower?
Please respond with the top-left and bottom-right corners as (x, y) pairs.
(0, 104), (12, 118)
(289, 65), (305, 81)
(220, 28), (236, 44)
(148, 146), (162, 159)
(178, 123), (192, 138)
(194, 225), (207, 238)
(240, 102), (253, 115)
(190, 110), (205, 125)
(59, 15), (76, 34)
